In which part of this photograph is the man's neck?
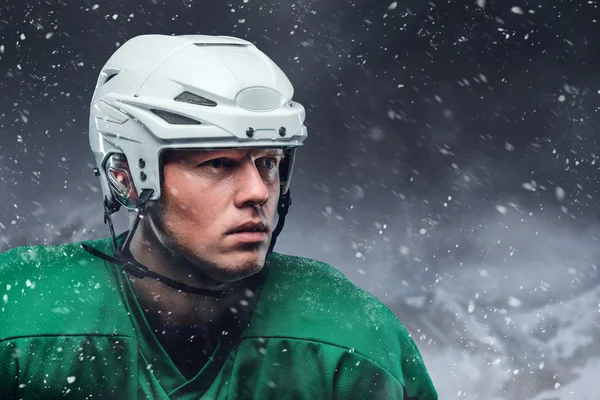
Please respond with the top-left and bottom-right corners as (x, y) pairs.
(129, 274), (260, 380)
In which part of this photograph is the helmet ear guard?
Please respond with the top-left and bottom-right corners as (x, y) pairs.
(104, 153), (139, 213)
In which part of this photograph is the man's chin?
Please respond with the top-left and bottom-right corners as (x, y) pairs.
(205, 266), (262, 286)
(203, 252), (266, 284)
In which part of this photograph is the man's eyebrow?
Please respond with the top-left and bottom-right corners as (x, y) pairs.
(257, 149), (285, 158)
(186, 148), (284, 162)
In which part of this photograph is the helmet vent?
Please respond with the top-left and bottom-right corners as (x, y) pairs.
(104, 72), (119, 84)
(151, 109), (201, 125)
(175, 91), (217, 107)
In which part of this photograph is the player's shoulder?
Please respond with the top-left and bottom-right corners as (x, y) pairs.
(266, 252), (402, 327)
(0, 237), (131, 340)
(0, 236), (112, 283)
(249, 252), (438, 399)
(254, 252), (413, 353)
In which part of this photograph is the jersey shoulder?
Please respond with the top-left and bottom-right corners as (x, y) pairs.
(0, 237), (133, 340)
(248, 252), (431, 387)
(256, 252), (403, 334)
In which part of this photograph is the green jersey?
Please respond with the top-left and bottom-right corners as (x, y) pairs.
(0, 235), (437, 399)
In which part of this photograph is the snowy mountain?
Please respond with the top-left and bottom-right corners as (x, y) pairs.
(388, 283), (600, 399)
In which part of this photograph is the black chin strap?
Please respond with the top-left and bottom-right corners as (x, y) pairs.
(82, 188), (292, 298)
(268, 189), (291, 254)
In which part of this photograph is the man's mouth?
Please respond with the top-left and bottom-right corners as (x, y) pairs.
(227, 221), (268, 235)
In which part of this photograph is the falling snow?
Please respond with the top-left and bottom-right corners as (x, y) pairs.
(1, 1), (599, 399)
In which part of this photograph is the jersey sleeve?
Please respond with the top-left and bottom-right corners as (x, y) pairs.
(0, 340), (18, 399)
(333, 349), (438, 400)
(399, 334), (438, 400)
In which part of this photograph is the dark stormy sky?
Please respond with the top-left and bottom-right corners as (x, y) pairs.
(1, 1), (600, 398)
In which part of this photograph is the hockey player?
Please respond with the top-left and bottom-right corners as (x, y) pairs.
(0, 34), (437, 399)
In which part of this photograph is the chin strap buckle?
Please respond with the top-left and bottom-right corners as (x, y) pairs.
(278, 190), (291, 216)
(120, 260), (149, 279)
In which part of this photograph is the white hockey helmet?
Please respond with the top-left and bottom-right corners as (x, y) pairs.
(89, 34), (308, 212)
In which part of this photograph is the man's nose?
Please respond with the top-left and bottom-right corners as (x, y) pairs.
(234, 161), (269, 208)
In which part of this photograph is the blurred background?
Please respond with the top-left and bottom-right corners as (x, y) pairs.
(1, 0), (599, 398)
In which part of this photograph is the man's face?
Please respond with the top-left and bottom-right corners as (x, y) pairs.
(147, 147), (284, 284)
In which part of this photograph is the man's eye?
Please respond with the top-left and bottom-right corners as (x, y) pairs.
(210, 159), (224, 168)
(204, 158), (231, 168)
(258, 157), (278, 169)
